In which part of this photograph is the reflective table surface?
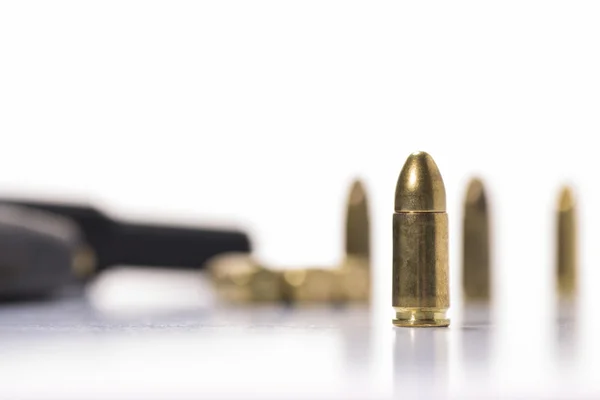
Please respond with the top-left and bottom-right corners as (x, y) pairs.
(0, 270), (595, 399)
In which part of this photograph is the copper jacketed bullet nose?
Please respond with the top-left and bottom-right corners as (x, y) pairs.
(557, 186), (577, 302)
(462, 178), (490, 304)
(392, 151), (450, 327)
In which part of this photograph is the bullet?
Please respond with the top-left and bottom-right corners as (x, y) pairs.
(341, 178), (371, 302)
(209, 178), (373, 304)
(556, 186), (577, 302)
(210, 178), (372, 304)
(208, 253), (282, 302)
(338, 257), (371, 302)
(281, 262), (370, 304)
(462, 178), (490, 304)
(281, 268), (343, 303)
(392, 151), (450, 327)
(345, 179), (370, 266)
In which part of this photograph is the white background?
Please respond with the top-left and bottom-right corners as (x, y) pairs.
(1, 1), (600, 395)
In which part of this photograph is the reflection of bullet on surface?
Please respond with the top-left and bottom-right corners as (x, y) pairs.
(556, 186), (577, 302)
(392, 151), (450, 327)
(393, 329), (449, 393)
(462, 178), (491, 305)
(460, 326), (492, 381)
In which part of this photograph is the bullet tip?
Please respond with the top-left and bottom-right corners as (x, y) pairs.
(348, 179), (366, 206)
(394, 151), (446, 212)
(558, 186), (575, 211)
(465, 177), (487, 210)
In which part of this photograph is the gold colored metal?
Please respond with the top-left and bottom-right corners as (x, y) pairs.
(208, 253), (282, 302)
(209, 177), (372, 304)
(281, 268), (343, 303)
(279, 260), (370, 304)
(462, 177), (490, 304)
(345, 179), (370, 265)
(392, 151), (450, 327)
(338, 256), (370, 302)
(556, 186), (577, 301)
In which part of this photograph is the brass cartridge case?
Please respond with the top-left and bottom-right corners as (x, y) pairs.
(209, 253), (282, 302)
(341, 179), (371, 302)
(345, 179), (370, 266)
(392, 151), (450, 327)
(462, 178), (490, 304)
(338, 256), (370, 302)
(281, 268), (344, 303)
(209, 177), (373, 305)
(556, 186), (577, 302)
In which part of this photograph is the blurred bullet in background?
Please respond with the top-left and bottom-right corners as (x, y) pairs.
(462, 177), (491, 304)
(345, 179), (370, 266)
(556, 186), (577, 305)
(341, 179), (371, 303)
(281, 268), (344, 303)
(209, 253), (282, 303)
(461, 178), (491, 324)
(209, 178), (371, 305)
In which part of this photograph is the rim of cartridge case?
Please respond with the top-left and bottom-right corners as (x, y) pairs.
(392, 307), (449, 327)
(393, 210), (447, 214)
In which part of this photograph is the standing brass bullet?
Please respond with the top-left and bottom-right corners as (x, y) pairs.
(556, 186), (577, 302)
(462, 178), (491, 304)
(345, 179), (370, 265)
(392, 151), (450, 327)
(341, 178), (371, 302)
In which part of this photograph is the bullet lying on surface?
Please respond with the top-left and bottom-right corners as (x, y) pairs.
(209, 254), (282, 303)
(281, 268), (344, 303)
(209, 178), (371, 304)
(0, 199), (252, 274)
(392, 151), (450, 327)
(210, 257), (370, 305)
